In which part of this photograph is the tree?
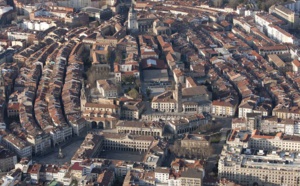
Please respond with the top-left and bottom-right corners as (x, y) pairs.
(86, 68), (97, 87)
(146, 89), (151, 97)
(128, 88), (139, 99)
(106, 51), (111, 63)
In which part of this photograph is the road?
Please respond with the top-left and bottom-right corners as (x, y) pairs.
(205, 129), (230, 175)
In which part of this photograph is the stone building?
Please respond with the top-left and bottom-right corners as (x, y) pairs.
(116, 120), (164, 137)
(0, 146), (17, 172)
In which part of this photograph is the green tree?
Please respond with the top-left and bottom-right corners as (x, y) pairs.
(128, 88), (139, 99)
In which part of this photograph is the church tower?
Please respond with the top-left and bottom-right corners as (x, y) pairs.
(128, 3), (138, 32)
(174, 83), (182, 113)
(80, 80), (87, 112)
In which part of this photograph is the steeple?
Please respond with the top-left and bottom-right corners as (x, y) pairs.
(175, 83), (182, 113)
(128, 3), (138, 32)
(130, 3), (135, 13)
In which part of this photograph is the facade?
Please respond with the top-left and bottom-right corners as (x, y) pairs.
(2, 133), (32, 158)
(292, 59), (300, 73)
(181, 134), (210, 149)
(96, 80), (118, 98)
(219, 144), (300, 186)
(250, 130), (300, 151)
(212, 99), (237, 117)
(166, 114), (207, 135)
(82, 101), (120, 129)
(269, 4), (300, 28)
(152, 83), (211, 114)
(0, 146), (17, 172)
(102, 133), (155, 152)
(116, 120), (164, 137)
(121, 100), (145, 120)
(238, 97), (271, 118)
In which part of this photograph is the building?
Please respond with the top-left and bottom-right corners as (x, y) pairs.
(128, 4), (138, 32)
(28, 163), (42, 184)
(95, 169), (115, 186)
(71, 134), (103, 163)
(1, 133), (32, 158)
(154, 159), (204, 186)
(292, 59), (300, 73)
(212, 98), (238, 117)
(101, 132), (155, 152)
(0, 146), (17, 172)
(181, 134), (210, 149)
(166, 114), (207, 135)
(82, 100), (120, 129)
(266, 24), (297, 45)
(249, 130), (300, 151)
(121, 99), (145, 120)
(269, 4), (300, 28)
(152, 83), (211, 114)
(116, 120), (164, 137)
(155, 167), (169, 184)
(226, 130), (250, 148)
(218, 144), (300, 186)
(96, 80), (118, 98)
(238, 97), (271, 118)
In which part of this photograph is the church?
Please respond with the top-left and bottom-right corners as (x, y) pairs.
(127, 4), (139, 32)
(151, 83), (212, 114)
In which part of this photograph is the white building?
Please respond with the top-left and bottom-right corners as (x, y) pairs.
(21, 20), (56, 31)
(267, 24), (297, 45)
(96, 79), (118, 98)
(155, 167), (169, 184)
(218, 144), (300, 186)
(292, 59), (300, 72)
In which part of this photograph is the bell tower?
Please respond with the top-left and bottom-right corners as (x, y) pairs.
(80, 81), (86, 112)
(128, 3), (138, 32)
(174, 83), (182, 113)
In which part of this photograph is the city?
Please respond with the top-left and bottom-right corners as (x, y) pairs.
(0, 0), (299, 185)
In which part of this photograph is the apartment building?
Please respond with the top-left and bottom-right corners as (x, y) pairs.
(0, 146), (17, 172)
(226, 130), (250, 148)
(249, 130), (300, 151)
(166, 114), (207, 135)
(238, 97), (271, 118)
(121, 100), (145, 120)
(155, 159), (204, 186)
(219, 144), (300, 186)
(269, 4), (300, 28)
(260, 116), (300, 135)
(1, 133), (32, 158)
(292, 59), (300, 73)
(212, 99), (237, 117)
(267, 24), (297, 45)
(72, 134), (103, 163)
(96, 80), (118, 98)
(272, 105), (300, 120)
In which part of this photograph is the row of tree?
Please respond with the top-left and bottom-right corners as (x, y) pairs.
(170, 140), (214, 160)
